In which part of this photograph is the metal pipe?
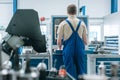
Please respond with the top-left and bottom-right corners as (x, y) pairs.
(78, 0), (80, 16)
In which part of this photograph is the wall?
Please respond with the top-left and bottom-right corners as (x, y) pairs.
(104, 12), (120, 36)
(0, 0), (13, 41)
(104, 12), (120, 53)
(79, 0), (111, 18)
(18, 0), (111, 18)
(17, 0), (78, 18)
(0, 0), (13, 28)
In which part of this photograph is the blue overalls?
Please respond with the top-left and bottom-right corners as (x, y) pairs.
(62, 19), (86, 79)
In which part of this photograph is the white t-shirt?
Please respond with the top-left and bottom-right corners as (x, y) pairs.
(57, 15), (87, 41)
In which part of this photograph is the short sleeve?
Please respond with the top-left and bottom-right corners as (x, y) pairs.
(81, 21), (87, 35)
(57, 21), (64, 39)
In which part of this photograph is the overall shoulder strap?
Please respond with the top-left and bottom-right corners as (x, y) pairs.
(66, 19), (75, 32)
(76, 21), (81, 32)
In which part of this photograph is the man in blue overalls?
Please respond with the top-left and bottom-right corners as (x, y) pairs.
(57, 4), (87, 79)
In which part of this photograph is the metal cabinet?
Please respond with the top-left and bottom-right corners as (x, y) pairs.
(104, 36), (119, 54)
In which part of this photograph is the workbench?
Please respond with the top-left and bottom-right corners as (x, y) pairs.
(19, 52), (52, 70)
(87, 54), (120, 77)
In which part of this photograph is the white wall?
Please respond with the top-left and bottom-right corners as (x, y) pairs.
(104, 12), (120, 53)
(79, 0), (111, 18)
(0, 0), (13, 41)
(0, 0), (13, 28)
(0, 0), (12, 2)
(18, 0), (111, 18)
(18, 0), (78, 18)
(104, 12), (120, 36)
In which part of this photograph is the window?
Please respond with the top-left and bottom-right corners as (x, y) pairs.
(0, 1), (13, 42)
(89, 25), (102, 42)
(88, 18), (104, 43)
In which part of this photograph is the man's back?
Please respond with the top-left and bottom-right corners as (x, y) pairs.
(57, 15), (87, 41)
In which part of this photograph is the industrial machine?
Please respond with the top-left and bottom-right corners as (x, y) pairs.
(0, 10), (76, 80)
(0, 9), (46, 80)
(2, 9), (46, 55)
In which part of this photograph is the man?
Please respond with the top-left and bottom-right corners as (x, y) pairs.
(57, 4), (87, 79)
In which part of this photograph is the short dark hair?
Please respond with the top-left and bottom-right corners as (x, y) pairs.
(67, 4), (77, 15)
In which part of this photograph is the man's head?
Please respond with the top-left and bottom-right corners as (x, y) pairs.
(67, 4), (77, 15)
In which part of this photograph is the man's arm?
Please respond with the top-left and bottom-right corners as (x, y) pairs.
(57, 21), (64, 50)
(57, 37), (62, 50)
(82, 22), (88, 45)
(83, 33), (87, 45)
